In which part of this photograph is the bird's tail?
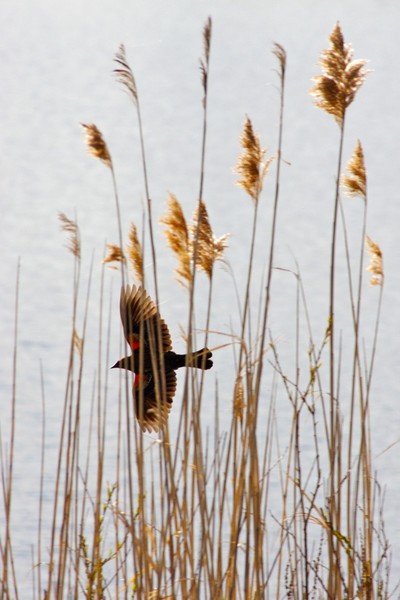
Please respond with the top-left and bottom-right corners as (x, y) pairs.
(187, 347), (213, 370)
(167, 348), (213, 370)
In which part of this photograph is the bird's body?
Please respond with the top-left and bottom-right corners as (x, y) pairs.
(112, 285), (213, 432)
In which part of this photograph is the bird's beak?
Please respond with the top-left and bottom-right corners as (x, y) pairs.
(111, 361), (119, 369)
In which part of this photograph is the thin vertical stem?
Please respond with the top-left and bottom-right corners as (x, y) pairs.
(327, 116), (345, 598)
(1, 260), (20, 600)
(254, 43), (286, 415)
(37, 361), (46, 600)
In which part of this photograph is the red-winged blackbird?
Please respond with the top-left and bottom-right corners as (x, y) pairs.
(112, 285), (213, 432)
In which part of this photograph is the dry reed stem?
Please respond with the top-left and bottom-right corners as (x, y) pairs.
(190, 200), (229, 279)
(342, 140), (366, 199)
(81, 123), (112, 168)
(235, 116), (273, 202)
(126, 223), (144, 284)
(365, 236), (384, 286)
(58, 212), (81, 258)
(310, 23), (368, 126)
(161, 194), (192, 286)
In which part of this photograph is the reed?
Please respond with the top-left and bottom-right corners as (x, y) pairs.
(0, 20), (392, 600)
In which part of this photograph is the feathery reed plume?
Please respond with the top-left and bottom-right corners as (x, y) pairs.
(342, 140), (367, 199)
(161, 193), (192, 286)
(310, 23), (368, 126)
(81, 123), (112, 168)
(102, 244), (126, 270)
(190, 200), (229, 279)
(73, 328), (83, 357)
(235, 116), (273, 202)
(113, 44), (138, 105)
(126, 223), (143, 284)
(272, 42), (287, 79)
(365, 236), (384, 286)
(200, 17), (212, 99)
(233, 376), (245, 422)
(58, 212), (81, 258)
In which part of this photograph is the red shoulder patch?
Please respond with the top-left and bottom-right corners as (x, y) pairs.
(128, 335), (140, 351)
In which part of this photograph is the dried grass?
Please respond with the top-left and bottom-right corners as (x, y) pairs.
(2, 21), (392, 600)
(102, 243), (126, 269)
(73, 328), (83, 357)
(200, 16), (212, 99)
(272, 42), (287, 78)
(342, 140), (367, 199)
(161, 194), (192, 286)
(114, 44), (138, 104)
(311, 23), (368, 126)
(126, 223), (144, 284)
(366, 235), (384, 286)
(235, 116), (273, 202)
(190, 200), (229, 279)
(58, 212), (81, 258)
(81, 123), (112, 167)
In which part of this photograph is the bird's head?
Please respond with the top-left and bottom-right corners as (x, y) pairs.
(111, 355), (135, 372)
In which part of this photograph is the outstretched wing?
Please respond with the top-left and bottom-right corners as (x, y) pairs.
(134, 369), (177, 433)
(120, 285), (172, 353)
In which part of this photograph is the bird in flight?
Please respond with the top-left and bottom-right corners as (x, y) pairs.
(112, 285), (213, 432)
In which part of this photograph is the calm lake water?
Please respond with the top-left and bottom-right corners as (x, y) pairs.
(1, 0), (400, 594)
